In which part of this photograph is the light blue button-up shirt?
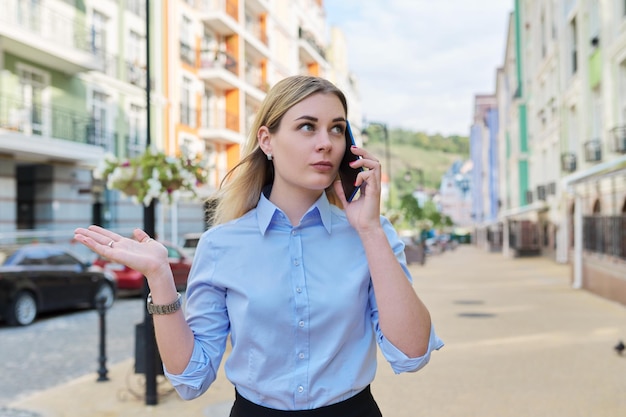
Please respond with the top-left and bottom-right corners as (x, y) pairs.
(165, 191), (443, 410)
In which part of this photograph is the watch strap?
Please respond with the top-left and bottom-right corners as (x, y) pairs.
(147, 292), (182, 315)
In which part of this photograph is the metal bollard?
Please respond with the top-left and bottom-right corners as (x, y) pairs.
(96, 295), (109, 382)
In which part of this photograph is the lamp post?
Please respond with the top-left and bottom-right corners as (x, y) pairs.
(362, 122), (391, 211)
(142, 0), (158, 406)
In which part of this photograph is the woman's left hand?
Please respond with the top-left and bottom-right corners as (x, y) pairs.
(333, 146), (382, 232)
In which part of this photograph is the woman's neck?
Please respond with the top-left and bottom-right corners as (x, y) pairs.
(268, 187), (323, 226)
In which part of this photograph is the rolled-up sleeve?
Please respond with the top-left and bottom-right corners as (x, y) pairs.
(162, 232), (230, 400)
(373, 216), (444, 373)
(377, 324), (444, 373)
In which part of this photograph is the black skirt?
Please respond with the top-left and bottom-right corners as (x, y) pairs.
(229, 385), (383, 417)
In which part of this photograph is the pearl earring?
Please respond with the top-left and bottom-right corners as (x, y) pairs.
(266, 153), (273, 161)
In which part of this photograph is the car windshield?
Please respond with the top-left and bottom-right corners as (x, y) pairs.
(1, 248), (20, 266)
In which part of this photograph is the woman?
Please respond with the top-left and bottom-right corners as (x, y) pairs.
(74, 75), (443, 416)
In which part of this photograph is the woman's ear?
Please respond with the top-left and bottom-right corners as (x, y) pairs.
(258, 126), (272, 155)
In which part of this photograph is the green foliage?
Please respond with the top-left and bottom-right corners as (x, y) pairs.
(363, 127), (469, 155)
(363, 126), (468, 230)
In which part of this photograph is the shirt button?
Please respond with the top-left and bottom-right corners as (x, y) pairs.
(298, 352), (305, 359)
(298, 321), (305, 327)
(296, 287), (302, 293)
(293, 259), (300, 266)
(292, 230), (297, 235)
(297, 386), (304, 393)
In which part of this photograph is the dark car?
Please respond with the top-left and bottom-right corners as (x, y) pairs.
(93, 241), (192, 292)
(0, 244), (117, 326)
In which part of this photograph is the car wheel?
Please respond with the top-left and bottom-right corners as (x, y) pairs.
(93, 283), (115, 309)
(8, 291), (37, 326)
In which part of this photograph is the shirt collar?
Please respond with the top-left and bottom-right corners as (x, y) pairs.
(257, 189), (333, 235)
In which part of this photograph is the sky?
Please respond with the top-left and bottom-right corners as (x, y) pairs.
(324, 0), (513, 136)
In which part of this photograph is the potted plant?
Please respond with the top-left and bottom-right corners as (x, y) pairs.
(95, 147), (208, 206)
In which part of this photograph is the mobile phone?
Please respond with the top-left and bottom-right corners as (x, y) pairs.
(338, 121), (363, 202)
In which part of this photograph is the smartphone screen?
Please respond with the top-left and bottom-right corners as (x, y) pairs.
(338, 121), (363, 202)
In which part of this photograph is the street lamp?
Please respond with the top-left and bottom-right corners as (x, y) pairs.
(362, 121), (391, 211)
(142, 0), (158, 406)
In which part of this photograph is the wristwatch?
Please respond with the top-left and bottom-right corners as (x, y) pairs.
(146, 292), (182, 315)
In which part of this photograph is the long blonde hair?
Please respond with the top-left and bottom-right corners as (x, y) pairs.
(210, 75), (348, 225)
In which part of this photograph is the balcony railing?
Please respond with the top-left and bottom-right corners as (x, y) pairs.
(125, 0), (147, 19)
(199, 109), (239, 132)
(584, 139), (602, 162)
(2, 1), (94, 54)
(583, 215), (626, 260)
(610, 126), (626, 154)
(0, 93), (94, 145)
(561, 152), (577, 172)
(200, 50), (238, 75)
(86, 123), (117, 154)
(298, 27), (326, 59)
(126, 133), (147, 158)
(125, 60), (147, 88)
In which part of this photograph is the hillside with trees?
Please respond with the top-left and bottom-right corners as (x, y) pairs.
(362, 127), (470, 232)
(362, 127), (469, 193)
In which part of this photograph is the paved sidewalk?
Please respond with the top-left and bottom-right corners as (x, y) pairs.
(5, 245), (626, 416)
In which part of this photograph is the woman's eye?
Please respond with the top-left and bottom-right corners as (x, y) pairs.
(331, 125), (345, 135)
(298, 123), (315, 132)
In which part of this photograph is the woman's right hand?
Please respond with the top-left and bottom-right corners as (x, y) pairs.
(74, 225), (172, 283)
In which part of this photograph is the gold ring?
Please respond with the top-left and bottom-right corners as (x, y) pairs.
(107, 240), (114, 248)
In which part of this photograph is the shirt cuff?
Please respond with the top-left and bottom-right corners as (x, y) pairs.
(379, 324), (444, 374)
(163, 343), (217, 400)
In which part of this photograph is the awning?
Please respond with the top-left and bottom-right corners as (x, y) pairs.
(562, 154), (626, 187)
(498, 201), (548, 220)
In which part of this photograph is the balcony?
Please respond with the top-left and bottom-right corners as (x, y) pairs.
(199, 50), (240, 89)
(198, 0), (239, 35)
(244, 22), (270, 59)
(583, 139), (602, 162)
(0, 93), (105, 165)
(610, 126), (626, 154)
(244, 61), (268, 102)
(561, 152), (577, 173)
(246, 0), (269, 14)
(0, 0), (102, 74)
(298, 26), (326, 64)
(198, 109), (241, 144)
(125, 61), (147, 89)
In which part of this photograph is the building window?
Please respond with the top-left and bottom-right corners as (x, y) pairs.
(128, 104), (145, 157)
(89, 91), (108, 150)
(92, 10), (108, 57)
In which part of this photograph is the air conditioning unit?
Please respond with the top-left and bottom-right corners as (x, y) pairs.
(584, 139), (602, 162)
(561, 153), (577, 172)
(612, 127), (626, 153)
(547, 182), (557, 195)
(536, 185), (546, 201)
(526, 190), (533, 204)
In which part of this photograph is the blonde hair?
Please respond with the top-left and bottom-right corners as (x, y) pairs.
(209, 75), (348, 225)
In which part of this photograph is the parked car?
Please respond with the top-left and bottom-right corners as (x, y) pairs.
(0, 244), (117, 326)
(94, 241), (192, 292)
(180, 232), (202, 258)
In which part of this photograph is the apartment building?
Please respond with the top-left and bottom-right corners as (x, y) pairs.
(0, 0), (360, 246)
(482, 0), (626, 304)
(0, 0), (147, 241)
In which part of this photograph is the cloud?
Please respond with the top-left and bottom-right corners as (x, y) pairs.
(325, 0), (512, 135)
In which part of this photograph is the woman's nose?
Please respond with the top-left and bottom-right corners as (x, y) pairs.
(316, 132), (332, 151)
